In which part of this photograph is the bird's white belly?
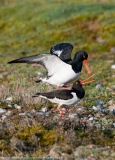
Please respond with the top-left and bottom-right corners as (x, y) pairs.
(46, 66), (81, 86)
(49, 92), (80, 106)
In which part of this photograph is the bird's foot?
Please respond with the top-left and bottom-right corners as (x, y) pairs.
(66, 108), (69, 113)
(59, 110), (65, 116)
(57, 86), (60, 90)
(63, 86), (72, 90)
(57, 105), (65, 116)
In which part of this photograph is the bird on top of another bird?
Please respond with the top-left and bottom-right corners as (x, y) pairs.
(8, 42), (91, 89)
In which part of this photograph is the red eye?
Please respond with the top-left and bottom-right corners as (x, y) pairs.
(83, 55), (85, 58)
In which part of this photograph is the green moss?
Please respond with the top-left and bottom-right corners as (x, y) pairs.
(17, 124), (63, 146)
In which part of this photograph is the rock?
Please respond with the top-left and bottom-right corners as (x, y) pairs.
(68, 113), (77, 119)
(61, 153), (74, 160)
(112, 85), (115, 90)
(108, 100), (114, 105)
(18, 112), (26, 116)
(0, 108), (7, 114)
(45, 113), (49, 117)
(96, 37), (105, 43)
(14, 104), (22, 109)
(111, 64), (115, 69)
(95, 84), (104, 89)
(1, 115), (8, 120)
(76, 106), (87, 111)
(94, 99), (105, 105)
(109, 105), (115, 112)
(49, 145), (62, 159)
(31, 109), (36, 113)
(88, 117), (94, 121)
(83, 116), (88, 120)
(5, 110), (12, 116)
(110, 47), (115, 53)
(5, 97), (13, 103)
(38, 72), (44, 78)
(113, 123), (115, 127)
(96, 105), (105, 111)
(36, 111), (45, 115)
(7, 104), (15, 108)
(41, 107), (47, 112)
(92, 106), (98, 111)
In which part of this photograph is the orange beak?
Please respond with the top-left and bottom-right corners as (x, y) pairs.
(83, 59), (91, 74)
(79, 74), (95, 85)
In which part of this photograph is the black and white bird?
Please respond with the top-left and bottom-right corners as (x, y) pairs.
(33, 75), (95, 116)
(8, 43), (91, 89)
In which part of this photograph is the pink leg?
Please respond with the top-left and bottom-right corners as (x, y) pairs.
(66, 108), (69, 113)
(57, 86), (60, 90)
(63, 86), (72, 90)
(57, 104), (65, 116)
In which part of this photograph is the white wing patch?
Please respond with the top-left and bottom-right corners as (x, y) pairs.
(52, 49), (63, 57)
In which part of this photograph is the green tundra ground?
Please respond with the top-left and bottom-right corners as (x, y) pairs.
(0, 0), (115, 158)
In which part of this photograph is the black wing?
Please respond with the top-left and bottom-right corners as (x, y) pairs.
(50, 42), (73, 63)
(33, 90), (73, 100)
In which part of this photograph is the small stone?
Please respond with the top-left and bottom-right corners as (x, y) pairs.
(1, 115), (8, 120)
(38, 72), (44, 78)
(84, 116), (88, 120)
(111, 64), (115, 69)
(36, 111), (45, 115)
(45, 113), (49, 117)
(5, 97), (12, 102)
(96, 37), (105, 43)
(89, 117), (94, 121)
(95, 123), (101, 129)
(0, 108), (7, 114)
(113, 123), (115, 127)
(108, 100), (114, 105)
(31, 109), (36, 113)
(77, 106), (86, 111)
(92, 106), (98, 111)
(49, 145), (61, 159)
(5, 110), (12, 116)
(2, 97), (13, 104)
(94, 99), (105, 105)
(14, 104), (21, 109)
(110, 47), (115, 53)
(68, 113), (76, 119)
(18, 112), (26, 116)
(8, 104), (15, 108)
(109, 105), (115, 112)
(96, 105), (105, 111)
(102, 109), (110, 114)
(95, 84), (104, 89)
(112, 85), (115, 90)
(41, 107), (47, 113)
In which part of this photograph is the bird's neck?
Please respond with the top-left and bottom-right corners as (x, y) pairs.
(72, 87), (85, 99)
(70, 60), (83, 73)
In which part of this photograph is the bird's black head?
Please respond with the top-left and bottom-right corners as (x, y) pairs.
(73, 50), (88, 61)
(72, 50), (91, 74)
(72, 80), (82, 88)
(72, 80), (85, 99)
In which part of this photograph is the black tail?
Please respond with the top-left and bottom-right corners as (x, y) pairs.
(35, 79), (42, 83)
(8, 59), (31, 64)
(32, 92), (40, 98)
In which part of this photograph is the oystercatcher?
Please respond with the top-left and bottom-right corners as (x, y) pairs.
(33, 75), (95, 116)
(8, 45), (91, 89)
